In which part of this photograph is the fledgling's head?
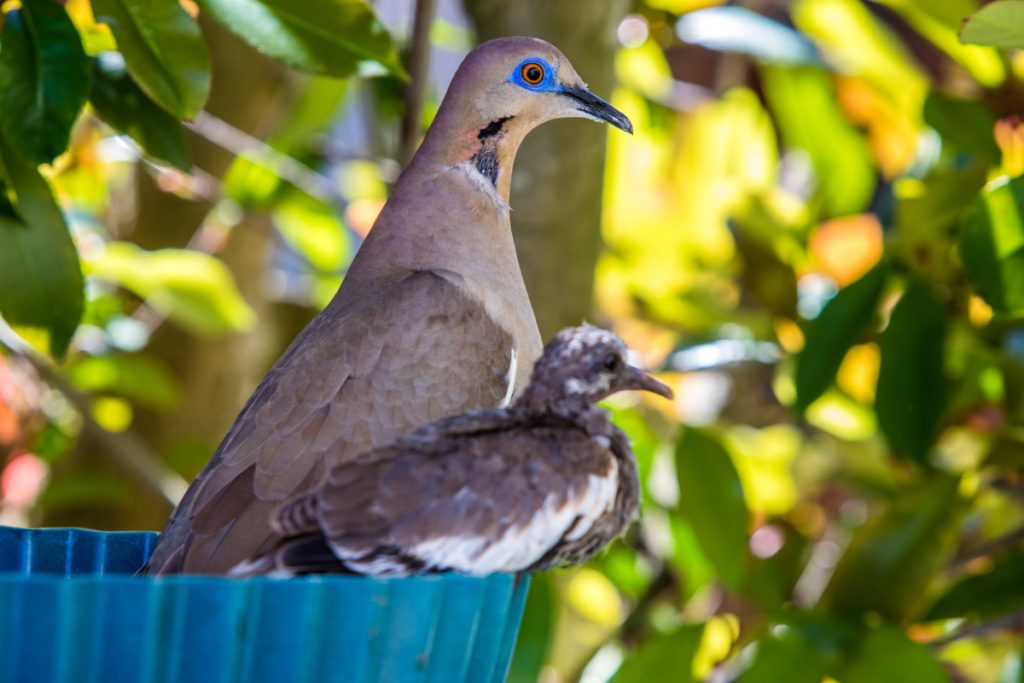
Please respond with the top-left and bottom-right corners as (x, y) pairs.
(421, 37), (632, 182)
(519, 325), (673, 411)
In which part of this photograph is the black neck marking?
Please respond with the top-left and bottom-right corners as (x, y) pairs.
(471, 117), (512, 186)
(478, 116), (513, 140)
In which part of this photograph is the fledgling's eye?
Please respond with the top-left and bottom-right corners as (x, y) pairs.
(602, 353), (622, 372)
(521, 62), (545, 85)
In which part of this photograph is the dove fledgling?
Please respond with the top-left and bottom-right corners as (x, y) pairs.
(231, 326), (672, 578)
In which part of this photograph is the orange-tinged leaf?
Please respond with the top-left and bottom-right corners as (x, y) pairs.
(810, 214), (884, 286)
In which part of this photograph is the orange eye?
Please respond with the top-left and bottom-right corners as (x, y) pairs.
(521, 62), (545, 85)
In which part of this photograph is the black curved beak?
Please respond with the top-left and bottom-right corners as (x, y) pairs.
(559, 86), (633, 134)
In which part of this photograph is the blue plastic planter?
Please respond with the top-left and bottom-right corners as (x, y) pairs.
(0, 526), (528, 683)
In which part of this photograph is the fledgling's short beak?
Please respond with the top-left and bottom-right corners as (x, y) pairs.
(559, 86), (633, 134)
(618, 365), (673, 399)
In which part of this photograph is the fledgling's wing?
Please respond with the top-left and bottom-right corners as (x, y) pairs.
(255, 418), (622, 577)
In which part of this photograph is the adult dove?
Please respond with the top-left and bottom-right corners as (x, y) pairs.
(144, 37), (632, 574)
(230, 326), (672, 577)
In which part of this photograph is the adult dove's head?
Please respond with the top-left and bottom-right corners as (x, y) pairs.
(416, 36), (632, 197)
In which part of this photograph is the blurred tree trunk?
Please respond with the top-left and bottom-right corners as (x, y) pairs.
(42, 20), (304, 530)
(461, 0), (628, 339)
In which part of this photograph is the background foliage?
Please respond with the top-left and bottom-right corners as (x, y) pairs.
(1, 0), (1024, 681)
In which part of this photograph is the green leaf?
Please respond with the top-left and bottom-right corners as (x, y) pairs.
(761, 65), (875, 218)
(796, 261), (889, 411)
(960, 0), (1024, 49)
(68, 354), (181, 410)
(0, 136), (84, 358)
(676, 428), (750, 590)
(273, 192), (351, 272)
(198, 0), (406, 79)
(927, 550), (1024, 621)
(837, 625), (950, 683)
(91, 0), (210, 118)
(923, 92), (999, 161)
(875, 281), (949, 463)
(0, 0), (90, 164)
(821, 475), (960, 621)
(959, 177), (1024, 314)
(506, 574), (554, 683)
(611, 623), (705, 683)
(87, 242), (256, 336)
(88, 56), (190, 170)
(739, 616), (851, 683)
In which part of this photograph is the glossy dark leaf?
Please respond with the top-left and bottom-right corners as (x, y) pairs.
(821, 475), (960, 621)
(927, 550), (1024, 620)
(88, 56), (190, 170)
(676, 428), (749, 590)
(506, 574), (554, 683)
(875, 281), (948, 463)
(795, 261), (889, 411)
(739, 616), (848, 683)
(199, 0), (406, 78)
(836, 625), (950, 683)
(0, 136), (84, 358)
(959, 177), (1024, 314)
(0, 0), (90, 164)
(923, 92), (999, 160)
(960, 0), (1024, 49)
(611, 623), (705, 683)
(91, 0), (210, 118)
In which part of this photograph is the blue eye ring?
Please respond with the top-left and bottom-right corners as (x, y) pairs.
(510, 57), (555, 90)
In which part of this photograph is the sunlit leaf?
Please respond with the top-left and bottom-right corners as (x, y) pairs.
(87, 242), (256, 336)
(821, 474), (961, 621)
(566, 568), (621, 627)
(273, 192), (351, 273)
(198, 0), (406, 78)
(69, 354), (181, 410)
(761, 66), (875, 217)
(612, 623), (705, 683)
(0, 0), (90, 165)
(927, 550), (1024, 621)
(675, 428), (749, 590)
(959, 177), (1024, 314)
(874, 0), (1005, 88)
(960, 0), (1024, 49)
(88, 55), (190, 170)
(223, 153), (282, 208)
(836, 625), (950, 683)
(92, 0), (210, 118)
(0, 137), (84, 358)
(796, 261), (889, 412)
(792, 0), (928, 118)
(876, 281), (949, 463)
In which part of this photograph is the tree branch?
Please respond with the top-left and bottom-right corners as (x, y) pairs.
(399, 0), (438, 165)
